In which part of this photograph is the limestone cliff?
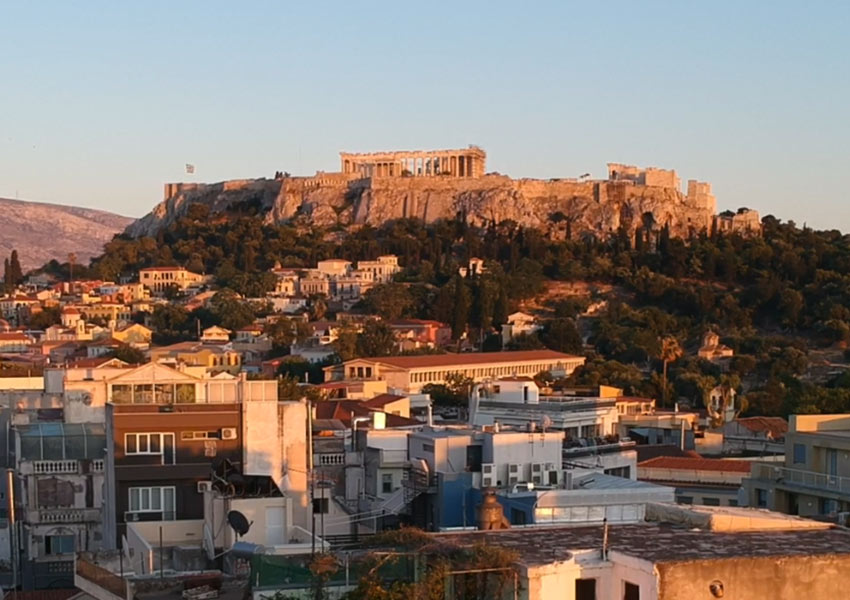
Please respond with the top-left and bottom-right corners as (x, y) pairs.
(126, 174), (716, 240)
(0, 197), (133, 271)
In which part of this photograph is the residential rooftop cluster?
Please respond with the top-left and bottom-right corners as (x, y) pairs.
(0, 256), (847, 599)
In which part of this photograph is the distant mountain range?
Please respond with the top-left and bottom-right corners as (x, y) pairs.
(0, 197), (134, 272)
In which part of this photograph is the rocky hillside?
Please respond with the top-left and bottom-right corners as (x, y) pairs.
(126, 174), (717, 240)
(0, 197), (133, 271)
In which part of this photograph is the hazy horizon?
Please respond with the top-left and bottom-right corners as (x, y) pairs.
(2, 2), (848, 228)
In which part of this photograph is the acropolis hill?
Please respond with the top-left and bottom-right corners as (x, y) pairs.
(126, 147), (761, 239)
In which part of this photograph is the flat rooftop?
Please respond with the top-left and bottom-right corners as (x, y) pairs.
(434, 521), (850, 566)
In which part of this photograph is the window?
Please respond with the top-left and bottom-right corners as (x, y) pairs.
(312, 498), (329, 514)
(382, 474), (393, 494)
(128, 486), (175, 518)
(125, 433), (175, 463)
(45, 534), (75, 555)
(728, 499), (738, 507)
(623, 581), (640, 600)
(422, 443), (435, 453)
(181, 431), (221, 441)
(702, 497), (721, 506)
(820, 498), (839, 515)
(575, 578), (596, 600)
(793, 443), (806, 465)
(756, 488), (768, 508)
(678, 496), (694, 505)
(605, 466), (631, 479)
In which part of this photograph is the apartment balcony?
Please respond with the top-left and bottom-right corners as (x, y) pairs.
(23, 459), (104, 475)
(750, 463), (850, 496)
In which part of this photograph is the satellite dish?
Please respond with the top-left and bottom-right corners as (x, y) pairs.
(227, 510), (251, 537)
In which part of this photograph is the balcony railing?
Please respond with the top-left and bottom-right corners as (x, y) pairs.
(34, 460), (78, 474)
(751, 463), (850, 495)
(33, 508), (102, 523)
(317, 453), (346, 466)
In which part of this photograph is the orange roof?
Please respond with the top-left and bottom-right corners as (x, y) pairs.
(61, 307), (80, 314)
(0, 332), (31, 341)
(639, 456), (752, 473)
(733, 417), (788, 438)
(356, 350), (580, 370)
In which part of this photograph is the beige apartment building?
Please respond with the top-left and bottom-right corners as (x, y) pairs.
(139, 266), (204, 294)
(743, 414), (850, 517)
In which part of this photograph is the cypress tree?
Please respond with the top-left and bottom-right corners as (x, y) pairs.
(451, 275), (470, 341)
(9, 250), (23, 285)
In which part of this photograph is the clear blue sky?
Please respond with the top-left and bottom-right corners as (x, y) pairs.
(1, 1), (848, 229)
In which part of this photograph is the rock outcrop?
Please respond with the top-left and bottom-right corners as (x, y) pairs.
(0, 198), (133, 271)
(126, 173), (719, 240)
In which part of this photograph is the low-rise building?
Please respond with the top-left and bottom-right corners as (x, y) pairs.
(638, 456), (750, 507)
(139, 266), (205, 294)
(743, 414), (850, 517)
(150, 341), (242, 375)
(325, 350), (585, 395)
(720, 416), (787, 455)
(501, 311), (541, 345)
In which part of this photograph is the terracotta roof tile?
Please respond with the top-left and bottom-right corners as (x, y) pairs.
(639, 456), (752, 473)
(734, 416), (788, 437)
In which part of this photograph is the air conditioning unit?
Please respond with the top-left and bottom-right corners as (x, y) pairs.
(532, 463), (544, 473)
(544, 462), (556, 472)
(220, 427), (238, 440)
(482, 463), (494, 475)
(197, 481), (212, 494)
(508, 475), (520, 486)
(531, 474), (543, 485)
(509, 464), (519, 473)
(482, 474), (496, 488)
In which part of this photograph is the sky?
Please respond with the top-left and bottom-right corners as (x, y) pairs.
(1, 1), (848, 229)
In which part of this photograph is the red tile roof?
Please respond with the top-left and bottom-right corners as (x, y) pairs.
(639, 456), (752, 473)
(635, 445), (701, 462)
(362, 393), (406, 408)
(0, 332), (32, 341)
(733, 417), (788, 438)
(357, 350), (580, 369)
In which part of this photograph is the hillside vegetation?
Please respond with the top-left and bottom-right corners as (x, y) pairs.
(61, 201), (850, 417)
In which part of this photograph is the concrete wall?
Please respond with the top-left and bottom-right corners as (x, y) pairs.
(524, 550), (658, 600)
(0, 377), (43, 391)
(656, 554), (850, 600)
(279, 401), (309, 530)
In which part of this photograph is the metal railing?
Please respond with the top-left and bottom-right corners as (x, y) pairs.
(751, 463), (850, 495)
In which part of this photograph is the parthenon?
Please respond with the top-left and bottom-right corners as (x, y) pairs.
(340, 145), (486, 178)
